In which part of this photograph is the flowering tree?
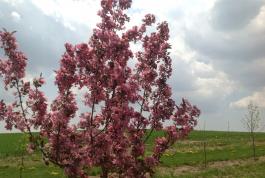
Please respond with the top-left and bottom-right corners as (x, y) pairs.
(0, 0), (200, 177)
(242, 102), (262, 160)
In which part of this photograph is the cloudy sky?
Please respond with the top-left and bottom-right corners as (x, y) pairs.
(1, 0), (265, 132)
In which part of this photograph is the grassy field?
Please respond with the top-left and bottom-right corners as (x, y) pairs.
(1, 130), (265, 177)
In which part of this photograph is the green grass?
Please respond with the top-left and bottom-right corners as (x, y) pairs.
(158, 130), (265, 166)
(0, 133), (26, 157)
(1, 130), (265, 177)
(0, 164), (64, 178)
(0, 154), (65, 178)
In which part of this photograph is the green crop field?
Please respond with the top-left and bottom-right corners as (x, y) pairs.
(1, 130), (265, 177)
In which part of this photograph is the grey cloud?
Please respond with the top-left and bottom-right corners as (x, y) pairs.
(174, 91), (220, 117)
(169, 57), (196, 92)
(185, 27), (265, 90)
(212, 59), (265, 90)
(185, 29), (265, 62)
(211, 0), (264, 31)
(184, 0), (265, 63)
(0, 0), (92, 99)
(169, 65), (226, 115)
(0, 0), (92, 122)
(183, 0), (265, 92)
(0, 1), (90, 75)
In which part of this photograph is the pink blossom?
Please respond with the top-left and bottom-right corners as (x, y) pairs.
(145, 156), (158, 167)
(143, 14), (156, 26)
(0, 100), (6, 120)
(0, 30), (27, 86)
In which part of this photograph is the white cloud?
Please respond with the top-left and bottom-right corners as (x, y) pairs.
(189, 57), (236, 98)
(11, 11), (21, 21)
(171, 40), (237, 98)
(31, 0), (100, 31)
(248, 4), (265, 34)
(230, 87), (265, 108)
(195, 71), (236, 97)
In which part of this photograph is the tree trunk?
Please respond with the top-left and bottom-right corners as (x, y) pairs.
(101, 168), (108, 178)
(203, 141), (207, 168)
(19, 151), (24, 178)
(67, 175), (78, 178)
(251, 131), (257, 160)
